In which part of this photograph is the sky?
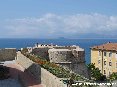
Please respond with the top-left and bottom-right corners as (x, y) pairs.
(0, 0), (117, 38)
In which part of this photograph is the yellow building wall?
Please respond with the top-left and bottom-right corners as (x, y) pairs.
(111, 52), (117, 72)
(103, 51), (117, 76)
(91, 49), (117, 77)
(91, 49), (98, 66)
(91, 49), (102, 73)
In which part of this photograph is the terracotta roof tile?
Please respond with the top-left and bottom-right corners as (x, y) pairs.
(91, 42), (117, 51)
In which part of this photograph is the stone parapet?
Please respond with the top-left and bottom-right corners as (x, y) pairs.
(41, 68), (67, 87)
(0, 48), (16, 61)
(16, 51), (41, 83)
(16, 51), (67, 87)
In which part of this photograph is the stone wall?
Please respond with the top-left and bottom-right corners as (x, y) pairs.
(32, 48), (50, 60)
(29, 45), (89, 79)
(71, 63), (89, 78)
(48, 49), (89, 78)
(72, 50), (85, 62)
(0, 48), (16, 61)
(48, 49), (73, 63)
(16, 51), (67, 87)
(48, 49), (85, 63)
(31, 46), (85, 63)
(53, 46), (76, 49)
(16, 51), (41, 83)
(41, 68), (67, 87)
(56, 62), (89, 78)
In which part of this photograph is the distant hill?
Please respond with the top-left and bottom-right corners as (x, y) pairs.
(58, 37), (67, 40)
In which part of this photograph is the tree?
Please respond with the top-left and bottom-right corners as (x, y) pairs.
(109, 72), (117, 81)
(21, 48), (28, 54)
(87, 63), (104, 81)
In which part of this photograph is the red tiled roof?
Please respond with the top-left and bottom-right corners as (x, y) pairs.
(91, 42), (117, 51)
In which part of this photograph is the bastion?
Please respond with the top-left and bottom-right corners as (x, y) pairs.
(28, 44), (89, 78)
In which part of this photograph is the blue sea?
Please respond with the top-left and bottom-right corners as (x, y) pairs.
(1, 38), (117, 64)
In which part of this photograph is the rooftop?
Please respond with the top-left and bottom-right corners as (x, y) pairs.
(91, 42), (117, 51)
(48, 49), (71, 52)
(35, 44), (58, 48)
(73, 47), (84, 51)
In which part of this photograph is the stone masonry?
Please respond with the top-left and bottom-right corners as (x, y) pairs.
(48, 47), (89, 78)
(28, 44), (89, 78)
(16, 51), (67, 87)
(0, 48), (16, 61)
(31, 48), (49, 61)
(16, 51), (41, 83)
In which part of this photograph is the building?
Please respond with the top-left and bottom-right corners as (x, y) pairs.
(91, 42), (117, 77)
(28, 44), (89, 78)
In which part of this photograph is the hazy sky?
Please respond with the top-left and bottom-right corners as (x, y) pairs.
(0, 0), (117, 38)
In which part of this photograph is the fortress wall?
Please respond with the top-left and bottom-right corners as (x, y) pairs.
(57, 62), (89, 79)
(48, 49), (89, 78)
(53, 46), (76, 49)
(31, 46), (85, 63)
(41, 68), (67, 87)
(48, 49), (85, 63)
(16, 51), (67, 87)
(72, 51), (85, 62)
(48, 49), (73, 63)
(16, 52), (41, 83)
(32, 47), (76, 61)
(71, 63), (89, 79)
(32, 48), (50, 60)
(0, 48), (16, 61)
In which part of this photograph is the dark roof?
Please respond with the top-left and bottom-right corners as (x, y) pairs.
(91, 42), (117, 51)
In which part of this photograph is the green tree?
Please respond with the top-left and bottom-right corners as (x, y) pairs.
(87, 63), (103, 81)
(21, 48), (28, 53)
(109, 72), (117, 81)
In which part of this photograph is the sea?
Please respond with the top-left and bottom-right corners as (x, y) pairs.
(1, 38), (117, 64)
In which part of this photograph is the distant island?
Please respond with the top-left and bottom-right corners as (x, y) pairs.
(58, 37), (67, 40)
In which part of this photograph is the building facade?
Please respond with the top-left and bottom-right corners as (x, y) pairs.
(91, 42), (117, 77)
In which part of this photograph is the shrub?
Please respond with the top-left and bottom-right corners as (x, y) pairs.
(109, 72), (117, 81)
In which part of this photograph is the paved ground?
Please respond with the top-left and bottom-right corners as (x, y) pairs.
(1, 61), (43, 87)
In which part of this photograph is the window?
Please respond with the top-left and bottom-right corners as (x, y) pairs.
(109, 52), (112, 57)
(104, 70), (106, 74)
(109, 62), (112, 66)
(104, 61), (106, 65)
(98, 60), (100, 64)
(104, 52), (107, 56)
(99, 51), (101, 56)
